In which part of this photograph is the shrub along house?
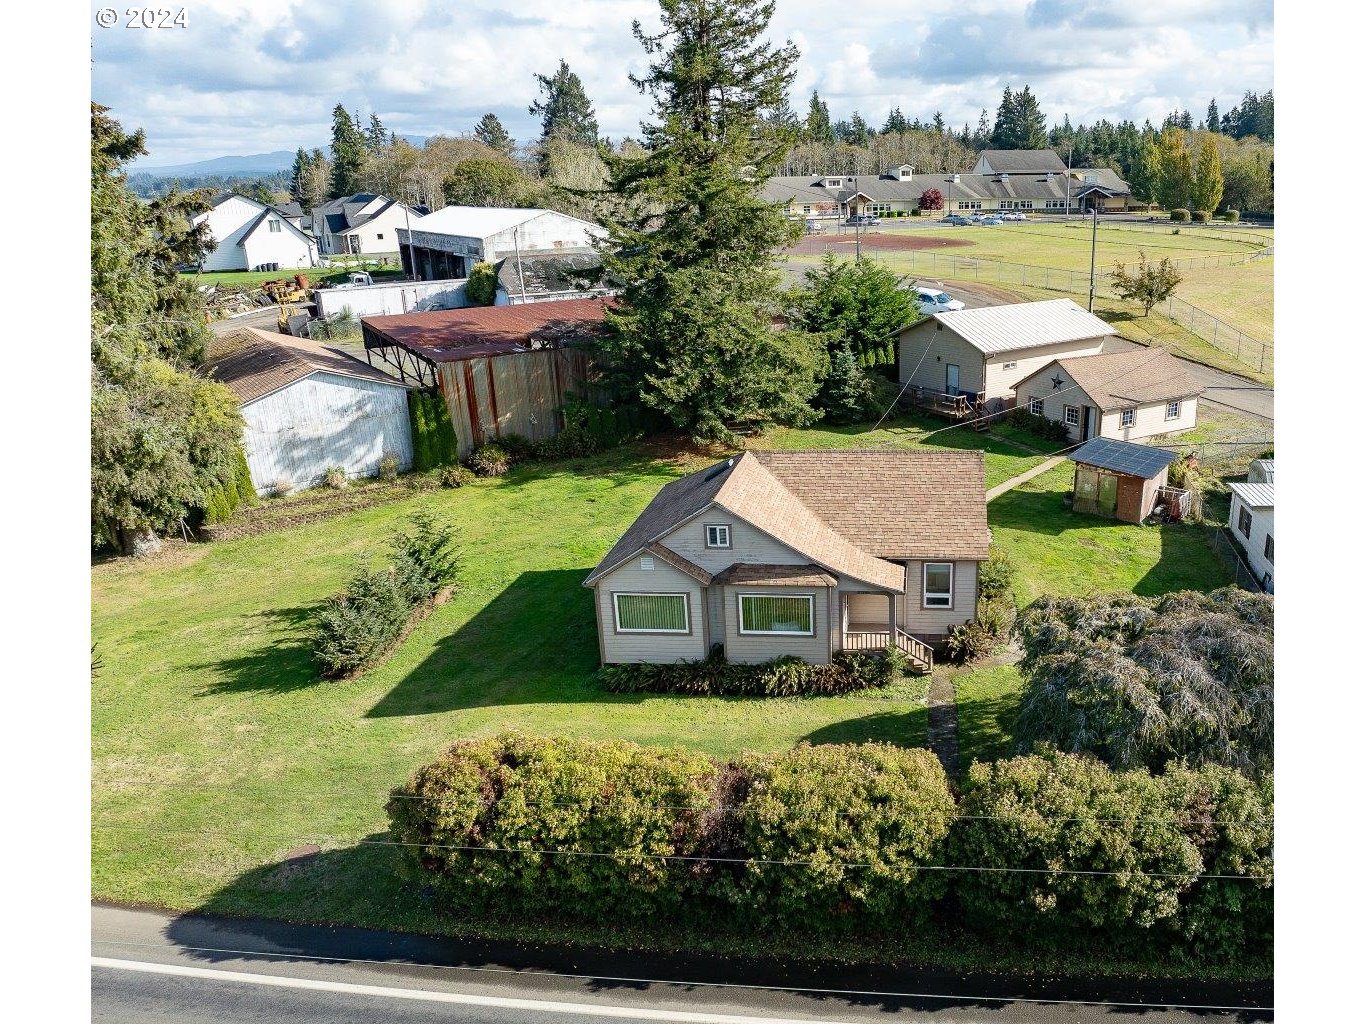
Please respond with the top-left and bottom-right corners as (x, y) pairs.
(583, 450), (992, 673)
(1012, 348), (1202, 442)
(896, 299), (1116, 421)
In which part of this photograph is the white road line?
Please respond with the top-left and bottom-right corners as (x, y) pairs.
(91, 957), (850, 1024)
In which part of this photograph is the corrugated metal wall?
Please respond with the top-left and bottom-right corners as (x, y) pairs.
(436, 348), (594, 456)
(241, 371), (414, 491)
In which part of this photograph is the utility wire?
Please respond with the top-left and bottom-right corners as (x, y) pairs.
(87, 939), (1274, 1013)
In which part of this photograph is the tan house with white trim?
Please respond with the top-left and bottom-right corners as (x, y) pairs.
(896, 299), (1116, 416)
(1013, 348), (1202, 442)
(583, 451), (992, 672)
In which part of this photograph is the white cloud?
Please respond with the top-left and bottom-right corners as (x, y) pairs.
(90, 0), (1273, 166)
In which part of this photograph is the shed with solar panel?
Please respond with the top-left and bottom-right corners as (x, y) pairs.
(1068, 437), (1183, 523)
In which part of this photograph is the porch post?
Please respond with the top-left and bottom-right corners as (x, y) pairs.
(888, 592), (897, 639)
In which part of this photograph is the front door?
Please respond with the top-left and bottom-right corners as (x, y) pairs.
(946, 363), (960, 395)
(1081, 405), (1092, 439)
(1097, 473), (1118, 516)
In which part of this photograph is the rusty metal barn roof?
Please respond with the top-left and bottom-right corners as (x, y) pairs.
(361, 298), (610, 361)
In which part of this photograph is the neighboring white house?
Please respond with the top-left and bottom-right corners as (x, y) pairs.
(583, 450), (993, 671)
(204, 327), (413, 491)
(311, 193), (421, 255)
(896, 299), (1116, 414)
(194, 193), (318, 272)
(1012, 348), (1202, 443)
(1228, 482), (1274, 593)
(397, 206), (605, 282)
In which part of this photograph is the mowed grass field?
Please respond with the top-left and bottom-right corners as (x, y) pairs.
(183, 261), (405, 289)
(92, 421), (1232, 954)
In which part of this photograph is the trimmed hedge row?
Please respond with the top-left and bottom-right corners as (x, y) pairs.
(599, 649), (905, 696)
(388, 736), (1272, 956)
(199, 447), (257, 525)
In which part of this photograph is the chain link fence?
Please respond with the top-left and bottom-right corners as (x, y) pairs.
(1208, 526), (1266, 593)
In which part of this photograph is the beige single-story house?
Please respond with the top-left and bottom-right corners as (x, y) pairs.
(582, 450), (992, 671)
(1068, 437), (1182, 524)
(896, 299), (1116, 416)
(1013, 348), (1202, 442)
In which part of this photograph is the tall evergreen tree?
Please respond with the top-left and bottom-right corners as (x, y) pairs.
(288, 147), (309, 204)
(974, 108), (991, 148)
(366, 113), (388, 153)
(847, 110), (871, 146)
(1153, 128), (1194, 210)
(1206, 98), (1220, 134)
(329, 103), (366, 197)
(598, 0), (824, 441)
(529, 60), (600, 147)
(882, 106), (908, 134)
(474, 112), (515, 156)
(805, 89), (834, 144)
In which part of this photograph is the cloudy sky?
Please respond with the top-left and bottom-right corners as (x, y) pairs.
(91, 0), (1273, 168)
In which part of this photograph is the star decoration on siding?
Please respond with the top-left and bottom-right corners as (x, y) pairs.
(1051, 375), (1064, 389)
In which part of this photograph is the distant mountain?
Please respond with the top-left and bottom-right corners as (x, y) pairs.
(135, 136), (430, 180)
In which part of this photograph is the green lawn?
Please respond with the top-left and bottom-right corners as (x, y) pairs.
(92, 424), (1241, 972)
(184, 261), (405, 289)
(952, 662), (1025, 772)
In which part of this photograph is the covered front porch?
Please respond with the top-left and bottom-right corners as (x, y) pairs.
(839, 591), (934, 672)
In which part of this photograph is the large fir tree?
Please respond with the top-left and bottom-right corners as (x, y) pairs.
(529, 60), (600, 147)
(597, 0), (824, 441)
(328, 103), (367, 197)
(473, 112), (515, 156)
(805, 89), (834, 143)
(366, 112), (388, 153)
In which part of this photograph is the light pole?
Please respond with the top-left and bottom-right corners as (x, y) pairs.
(1087, 207), (1098, 312)
(400, 175), (424, 281)
(1065, 143), (1073, 221)
(944, 174), (958, 221)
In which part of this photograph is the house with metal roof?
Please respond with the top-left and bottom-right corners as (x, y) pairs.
(204, 327), (413, 491)
(396, 206), (605, 282)
(1228, 481), (1274, 592)
(310, 193), (423, 256)
(584, 450), (993, 670)
(896, 299), (1117, 420)
(192, 193), (318, 272)
(1012, 348), (1202, 442)
(1067, 437), (1182, 523)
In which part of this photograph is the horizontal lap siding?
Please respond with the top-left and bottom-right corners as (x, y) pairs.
(900, 560), (979, 640)
(983, 338), (1105, 400)
(723, 585), (833, 665)
(661, 514), (814, 576)
(241, 373), (413, 491)
(898, 324), (984, 396)
(595, 560), (706, 664)
(1017, 364), (1089, 442)
(1100, 397), (1198, 442)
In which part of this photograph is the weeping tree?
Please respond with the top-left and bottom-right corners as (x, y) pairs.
(1012, 588), (1274, 777)
(596, 0), (826, 441)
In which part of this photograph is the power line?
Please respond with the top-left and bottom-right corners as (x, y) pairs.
(87, 939), (1273, 1013)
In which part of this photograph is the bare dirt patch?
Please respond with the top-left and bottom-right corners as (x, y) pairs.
(786, 231), (975, 255)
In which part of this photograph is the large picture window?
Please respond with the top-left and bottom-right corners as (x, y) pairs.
(923, 563), (954, 608)
(738, 594), (814, 636)
(614, 593), (689, 633)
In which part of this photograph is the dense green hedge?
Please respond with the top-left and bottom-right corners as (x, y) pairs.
(200, 447), (257, 525)
(388, 735), (1271, 955)
(599, 649), (904, 696)
(408, 390), (460, 471)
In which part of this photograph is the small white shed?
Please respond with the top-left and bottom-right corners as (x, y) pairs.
(205, 328), (413, 492)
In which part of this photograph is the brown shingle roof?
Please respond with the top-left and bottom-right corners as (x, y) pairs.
(711, 564), (838, 587)
(750, 450), (991, 561)
(203, 327), (407, 405)
(644, 543), (713, 584)
(362, 298), (609, 362)
(584, 449), (990, 591)
(1048, 349), (1203, 411)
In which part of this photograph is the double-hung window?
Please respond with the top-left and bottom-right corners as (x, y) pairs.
(1166, 400), (1181, 420)
(1238, 507), (1253, 539)
(1121, 408), (1135, 427)
(738, 594), (814, 636)
(923, 563), (954, 608)
(614, 593), (689, 633)
(1064, 405), (1080, 427)
(1028, 397), (1044, 416)
(705, 524), (731, 548)
(1264, 534), (1273, 563)
(268, 219), (281, 233)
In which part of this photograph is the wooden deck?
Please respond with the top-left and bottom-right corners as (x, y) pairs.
(843, 625), (933, 673)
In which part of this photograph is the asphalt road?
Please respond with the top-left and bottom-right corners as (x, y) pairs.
(92, 905), (1272, 1023)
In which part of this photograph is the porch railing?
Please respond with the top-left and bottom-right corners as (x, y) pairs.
(841, 629), (933, 672)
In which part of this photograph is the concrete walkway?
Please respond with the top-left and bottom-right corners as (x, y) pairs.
(986, 456), (1065, 501)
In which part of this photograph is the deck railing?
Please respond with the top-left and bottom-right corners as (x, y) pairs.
(841, 629), (933, 672)
(906, 386), (976, 420)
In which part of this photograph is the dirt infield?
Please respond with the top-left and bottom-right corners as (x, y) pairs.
(786, 231), (975, 255)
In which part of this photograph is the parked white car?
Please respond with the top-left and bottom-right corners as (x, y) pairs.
(914, 287), (965, 314)
(1001, 211), (1027, 222)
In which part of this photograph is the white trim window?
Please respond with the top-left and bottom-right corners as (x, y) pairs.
(1064, 405), (1080, 427)
(1121, 408), (1135, 427)
(268, 219), (282, 233)
(738, 594), (814, 636)
(1166, 400), (1181, 420)
(1238, 506), (1253, 539)
(1002, 360), (1017, 370)
(1028, 397), (1044, 416)
(705, 524), (731, 549)
(614, 593), (689, 633)
(923, 563), (954, 609)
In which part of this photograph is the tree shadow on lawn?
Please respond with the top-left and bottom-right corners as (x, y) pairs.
(367, 568), (639, 718)
(191, 606), (320, 697)
(801, 709), (929, 749)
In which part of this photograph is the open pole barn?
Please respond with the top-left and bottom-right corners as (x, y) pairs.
(359, 299), (608, 458)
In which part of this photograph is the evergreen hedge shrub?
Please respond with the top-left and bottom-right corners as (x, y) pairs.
(599, 649), (899, 697)
(1191, 210), (1211, 223)
(1169, 208), (1191, 223)
(200, 447), (257, 525)
(407, 390), (460, 470)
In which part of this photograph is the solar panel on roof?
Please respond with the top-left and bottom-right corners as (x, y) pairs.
(1068, 437), (1178, 478)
